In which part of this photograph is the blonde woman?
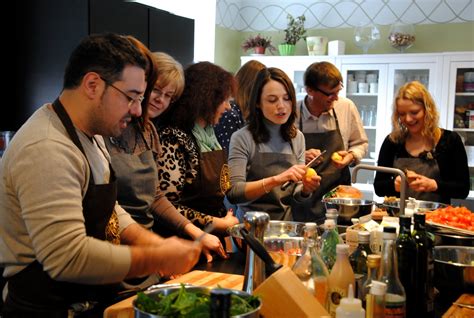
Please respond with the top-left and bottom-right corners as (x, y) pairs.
(374, 81), (469, 203)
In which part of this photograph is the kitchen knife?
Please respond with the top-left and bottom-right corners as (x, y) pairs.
(280, 150), (326, 191)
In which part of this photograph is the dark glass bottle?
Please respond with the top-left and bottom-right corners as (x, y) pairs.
(210, 288), (231, 318)
(349, 231), (371, 300)
(412, 213), (435, 317)
(379, 226), (406, 318)
(396, 215), (416, 317)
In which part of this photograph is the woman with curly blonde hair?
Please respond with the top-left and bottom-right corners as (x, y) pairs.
(374, 81), (469, 203)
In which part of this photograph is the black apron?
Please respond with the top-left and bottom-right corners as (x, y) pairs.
(180, 141), (229, 218)
(393, 153), (442, 202)
(105, 127), (156, 229)
(3, 99), (121, 317)
(292, 102), (351, 223)
(238, 142), (298, 221)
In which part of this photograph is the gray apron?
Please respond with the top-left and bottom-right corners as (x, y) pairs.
(292, 102), (351, 223)
(238, 142), (298, 221)
(393, 155), (442, 202)
(105, 127), (157, 229)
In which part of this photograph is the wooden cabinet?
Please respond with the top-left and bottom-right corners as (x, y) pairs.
(241, 52), (474, 202)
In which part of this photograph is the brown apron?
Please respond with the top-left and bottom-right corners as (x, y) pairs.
(180, 141), (229, 218)
(393, 154), (442, 202)
(3, 99), (121, 317)
(237, 141), (298, 221)
(292, 103), (350, 223)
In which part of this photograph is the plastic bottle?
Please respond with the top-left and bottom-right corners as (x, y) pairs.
(412, 213), (435, 317)
(320, 219), (343, 270)
(336, 284), (365, 318)
(361, 254), (381, 309)
(396, 215), (416, 316)
(292, 238), (330, 309)
(378, 227), (406, 318)
(366, 280), (387, 318)
(328, 244), (355, 317)
(349, 231), (371, 300)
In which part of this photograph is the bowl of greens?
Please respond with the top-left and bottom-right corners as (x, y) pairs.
(134, 283), (261, 318)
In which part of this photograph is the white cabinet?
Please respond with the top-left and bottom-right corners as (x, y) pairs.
(241, 52), (473, 201)
(442, 52), (474, 201)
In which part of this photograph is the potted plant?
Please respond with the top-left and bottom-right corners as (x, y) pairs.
(241, 33), (276, 55)
(279, 14), (307, 56)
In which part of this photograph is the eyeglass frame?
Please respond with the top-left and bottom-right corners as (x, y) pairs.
(100, 76), (144, 108)
(151, 87), (175, 102)
(313, 82), (344, 98)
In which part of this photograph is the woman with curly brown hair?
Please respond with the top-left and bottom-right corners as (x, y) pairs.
(374, 81), (469, 203)
(156, 61), (239, 235)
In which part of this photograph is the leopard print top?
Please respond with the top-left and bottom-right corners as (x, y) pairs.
(157, 126), (215, 228)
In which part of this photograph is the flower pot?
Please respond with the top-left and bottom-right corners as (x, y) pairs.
(254, 46), (265, 55)
(306, 36), (328, 55)
(278, 44), (295, 56)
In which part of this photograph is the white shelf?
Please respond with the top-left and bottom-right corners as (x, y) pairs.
(456, 92), (474, 96)
(347, 93), (378, 97)
(453, 128), (474, 132)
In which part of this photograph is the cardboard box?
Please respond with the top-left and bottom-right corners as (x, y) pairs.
(253, 266), (330, 317)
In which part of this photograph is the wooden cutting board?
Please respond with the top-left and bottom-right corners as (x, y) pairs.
(103, 270), (244, 318)
(442, 294), (474, 318)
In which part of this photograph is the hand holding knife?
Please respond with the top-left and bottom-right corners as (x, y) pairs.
(280, 150), (326, 191)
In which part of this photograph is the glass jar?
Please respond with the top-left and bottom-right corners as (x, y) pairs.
(354, 23), (380, 54)
(388, 23), (415, 53)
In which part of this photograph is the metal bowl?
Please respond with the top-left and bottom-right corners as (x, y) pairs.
(433, 246), (474, 304)
(381, 199), (447, 216)
(321, 198), (375, 224)
(227, 220), (306, 258)
(134, 283), (261, 318)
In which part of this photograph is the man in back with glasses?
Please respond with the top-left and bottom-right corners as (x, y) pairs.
(0, 33), (201, 317)
(292, 61), (368, 223)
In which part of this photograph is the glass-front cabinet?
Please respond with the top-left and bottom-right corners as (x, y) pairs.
(444, 53), (474, 201)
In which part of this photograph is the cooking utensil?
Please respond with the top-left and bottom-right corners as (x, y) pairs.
(281, 150), (326, 191)
(381, 199), (447, 217)
(133, 283), (262, 318)
(239, 228), (283, 277)
(321, 198), (375, 225)
(433, 246), (474, 306)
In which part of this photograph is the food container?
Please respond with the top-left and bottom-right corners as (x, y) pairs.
(227, 221), (306, 266)
(433, 246), (474, 305)
(134, 283), (262, 318)
(380, 199), (447, 216)
(321, 198), (375, 225)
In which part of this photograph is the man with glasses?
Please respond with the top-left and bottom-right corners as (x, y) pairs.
(292, 61), (368, 223)
(0, 33), (201, 316)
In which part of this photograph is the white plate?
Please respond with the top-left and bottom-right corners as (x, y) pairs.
(427, 221), (474, 236)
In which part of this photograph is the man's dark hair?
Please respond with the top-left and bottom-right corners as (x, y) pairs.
(63, 33), (147, 89)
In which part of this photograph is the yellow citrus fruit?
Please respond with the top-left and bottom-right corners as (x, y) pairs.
(331, 152), (342, 161)
(305, 167), (317, 181)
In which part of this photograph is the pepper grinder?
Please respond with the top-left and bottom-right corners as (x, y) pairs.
(242, 211), (270, 294)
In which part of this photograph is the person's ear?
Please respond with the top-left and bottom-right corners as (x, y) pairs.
(82, 72), (104, 101)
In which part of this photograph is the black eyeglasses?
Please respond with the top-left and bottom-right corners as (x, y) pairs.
(100, 77), (144, 108)
(313, 82), (344, 98)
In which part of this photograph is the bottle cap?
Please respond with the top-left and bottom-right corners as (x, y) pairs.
(357, 231), (370, 243)
(336, 243), (349, 254)
(324, 219), (336, 229)
(414, 212), (426, 224)
(370, 280), (387, 296)
(367, 254), (381, 267)
(338, 284), (363, 311)
(383, 226), (397, 239)
(399, 215), (412, 227)
(304, 222), (317, 230)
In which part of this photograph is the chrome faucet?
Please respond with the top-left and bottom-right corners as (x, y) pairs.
(242, 211), (270, 294)
(351, 164), (407, 215)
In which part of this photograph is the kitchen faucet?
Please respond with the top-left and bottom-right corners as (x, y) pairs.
(351, 164), (407, 215)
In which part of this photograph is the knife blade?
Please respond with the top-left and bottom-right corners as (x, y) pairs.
(280, 150), (326, 191)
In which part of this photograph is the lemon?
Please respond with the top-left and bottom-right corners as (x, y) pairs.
(305, 167), (317, 181)
(331, 152), (342, 161)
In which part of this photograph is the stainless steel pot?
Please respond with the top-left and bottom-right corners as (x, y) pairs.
(433, 246), (474, 305)
(381, 199), (447, 216)
(133, 283), (262, 318)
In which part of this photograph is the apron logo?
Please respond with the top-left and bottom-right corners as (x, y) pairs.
(220, 164), (231, 194)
